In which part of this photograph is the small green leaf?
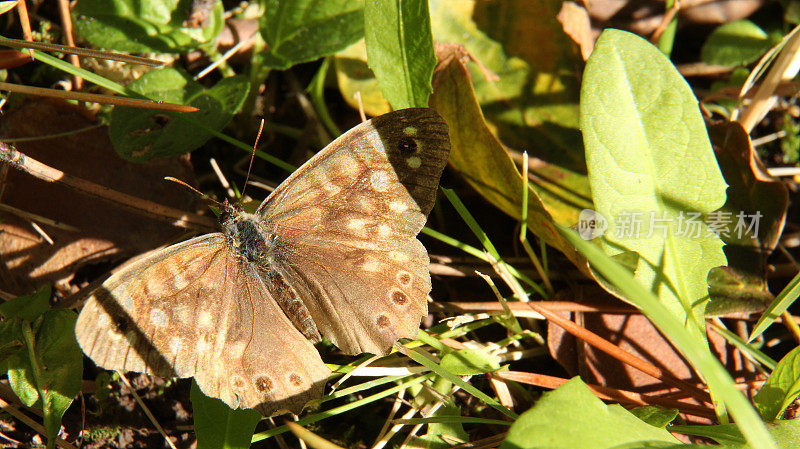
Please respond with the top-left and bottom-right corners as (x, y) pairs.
(365, 0), (436, 109)
(7, 310), (82, 449)
(629, 405), (680, 428)
(191, 380), (261, 449)
(0, 285), (50, 321)
(701, 20), (770, 67)
(754, 345), (800, 422)
(110, 68), (249, 161)
(73, 0), (224, 53)
(500, 378), (680, 449)
(440, 349), (500, 375)
(581, 29), (728, 340)
(260, 0), (364, 69)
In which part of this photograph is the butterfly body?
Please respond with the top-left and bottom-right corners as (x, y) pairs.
(75, 108), (450, 415)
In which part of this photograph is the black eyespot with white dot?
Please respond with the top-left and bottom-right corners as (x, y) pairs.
(398, 138), (417, 154)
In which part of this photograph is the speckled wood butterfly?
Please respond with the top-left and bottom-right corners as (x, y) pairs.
(74, 108), (450, 416)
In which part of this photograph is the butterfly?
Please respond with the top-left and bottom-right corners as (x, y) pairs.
(74, 108), (450, 416)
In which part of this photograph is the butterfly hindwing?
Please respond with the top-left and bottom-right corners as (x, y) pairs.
(256, 108), (450, 355)
(75, 235), (329, 415)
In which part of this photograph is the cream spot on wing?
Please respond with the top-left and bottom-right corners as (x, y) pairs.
(198, 310), (213, 328)
(361, 259), (383, 272)
(116, 286), (134, 311)
(169, 337), (181, 354)
(406, 156), (422, 169)
(97, 314), (110, 327)
(348, 218), (367, 231)
(389, 250), (409, 262)
(144, 276), (163, 296)
(322, 182), (342, 195)
(196, 336), (210, 352)
(396, 271), (413, 287)
(149, 308), (168, 327)
(171, 270), (188, 290)
(370, 171), (390, 192)
(229, 341), (246, 357)
(389, 200), (408, 213)
(174, 305), (191, 324)
(377, 223), (392, 238)
(403, 126), (417, 136)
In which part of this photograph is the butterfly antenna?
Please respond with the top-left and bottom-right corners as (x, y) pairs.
(241, 118), (265, 200)
(164, 176), (224, 208)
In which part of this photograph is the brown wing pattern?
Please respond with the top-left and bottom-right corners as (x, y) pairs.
(256, 108), (450, 355)
(75, 235), (329, 415)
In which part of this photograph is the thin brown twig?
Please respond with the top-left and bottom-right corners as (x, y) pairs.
(14, 1), (34, 59)
(0, 142), (217, 232)
(0, 82), (198, 112)
(0, 36), (166, 67)
(57, 0), (82, 89)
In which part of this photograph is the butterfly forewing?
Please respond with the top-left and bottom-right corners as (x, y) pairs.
(75, 235), (330, 415)
(256, 108), (450, 355)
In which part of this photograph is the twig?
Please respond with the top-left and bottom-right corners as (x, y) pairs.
(0, 82), (198, 112)
(57, 0), (82, 89)
(0, 36), (166, 67)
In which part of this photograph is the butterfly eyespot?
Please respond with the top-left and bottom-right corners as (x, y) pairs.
(255, 376), (273, 393)
(377, 315), (390, 327)
(396, 272), (413, 287)
(231, 375), (246, 389)
(397, 137), (418, 154)
(289, 373), (303, 386)
(391, 289), (409, 305)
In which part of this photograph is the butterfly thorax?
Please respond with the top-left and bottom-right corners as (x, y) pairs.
(219, 202), (322, 343)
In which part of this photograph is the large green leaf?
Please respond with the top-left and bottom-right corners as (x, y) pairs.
(364, 0), (436, 109)
(7, 310), (82, 449)
(73, 0), (224, 53)
(501, 378), (680, 449)
(260, 0), (364, 69)
(753, 345), (800, 422)
(580, 30), (728, 339)
(110, 68), (249, 161)
(191, 381), (261, 449)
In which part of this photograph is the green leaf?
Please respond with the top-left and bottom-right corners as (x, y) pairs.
(73, 0), (224, 53)
(580, 29), (728, 340)
(110, 68), (249, 161)
(628, 405), (680, 428)
(754, 345), (800, 422)
(0, 285), (50, 321)
(440, 349), (500, 375)
(260, 0), (364, 70)
(364, 0), (436, 109)
(7, 310), (82, 449)
(501, 378), (680, 449)
(701, 20), (770, 67)
(191, 380), (261, 449)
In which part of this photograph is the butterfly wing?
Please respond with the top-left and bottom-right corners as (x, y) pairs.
(75, 234), (330, 415)
(256, 108), (450, 355)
